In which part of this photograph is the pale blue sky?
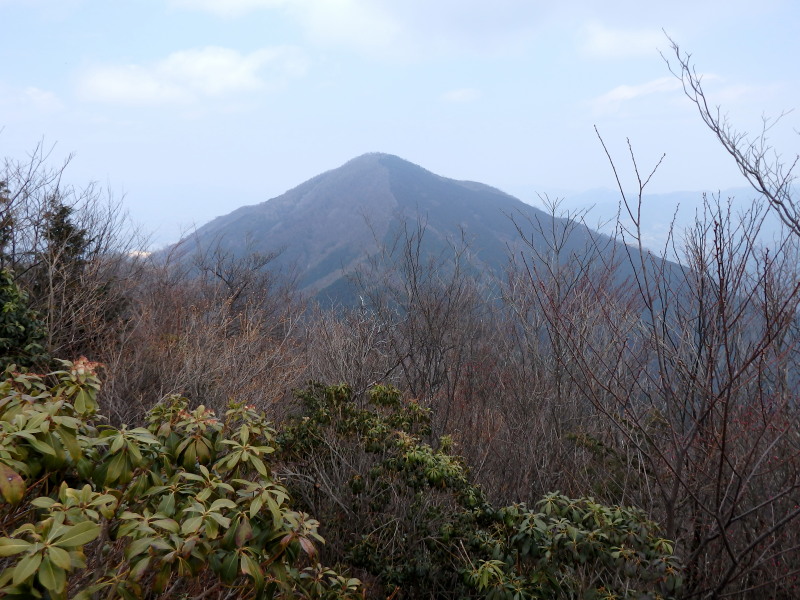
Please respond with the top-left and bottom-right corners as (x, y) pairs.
(1, 0), (798, 246)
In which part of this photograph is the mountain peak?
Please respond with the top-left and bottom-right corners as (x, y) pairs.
(339, 152), (428, 175)
(179, 154), (550, 305)
(345, 151), (395, 162)
(345, 151), (408, 163)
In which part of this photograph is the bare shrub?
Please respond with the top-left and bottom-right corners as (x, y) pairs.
(98, 243), (306, 424)
(547, 129), (800, 598)
(1, 142), (145, 361)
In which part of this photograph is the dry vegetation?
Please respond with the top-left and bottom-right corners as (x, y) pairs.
(0, 42), (798, 599)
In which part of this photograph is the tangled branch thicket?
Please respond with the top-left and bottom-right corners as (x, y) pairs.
(1, 42), (799, 599)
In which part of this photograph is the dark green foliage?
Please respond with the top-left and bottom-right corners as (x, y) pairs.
(42, 202), (91, 271)
(279, 383), (479, 598)
(280, 383), (683, 599)
(0, 181), (14, 263)
(472, 497), (683, 599)
(0, 268), (47, 370)
(31, 197), (132, 360)
(23, 199), (93, 313)
(0, 363), (361, 599)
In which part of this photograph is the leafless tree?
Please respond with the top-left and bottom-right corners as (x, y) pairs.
(1, 141), (146, 360)
(351, 217), (497, 440)
(302, 303), (399, 405)
(98, 241), (306, 424)
(663, 37), (799, 237)
(547, 128), (800, 598)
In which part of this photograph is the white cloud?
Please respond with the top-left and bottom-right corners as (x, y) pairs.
(581, 22), (664, 59)
(598, 77), (680, 103)
(287, 0), (400, 51)
(80, 65), (189, 105)
(22, 87), (64, 112)
(441, 88), (481, 103)
(712, 83), (765, 105)
(78, 46), (308, 105)
(170, 0), (546, 57)
(590, 72), (780, 122)
(171, 0), (402, 54)
(591, 77), (683, 114)
(0, 84), (64, 116)
(178, 0), (400, 52)
(170, 0), (398, 47)
(169, 0), (287, 17)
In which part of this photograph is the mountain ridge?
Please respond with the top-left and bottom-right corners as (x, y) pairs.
(174, 153), (631, 305)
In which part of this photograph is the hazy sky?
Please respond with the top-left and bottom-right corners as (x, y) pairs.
(2, 0), (798, 246)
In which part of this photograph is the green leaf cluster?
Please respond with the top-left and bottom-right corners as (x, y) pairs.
(470, 496), (683, 599)
(0, 364), (361, 599)
(280, 383), (683, 599)
(0, 364), (683, 599)
(0, 268), (47, 371)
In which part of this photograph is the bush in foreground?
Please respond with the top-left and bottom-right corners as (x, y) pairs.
(0, 363), (681, 599)
(0, 361), (360, 599)
(280, 383), (683, 599)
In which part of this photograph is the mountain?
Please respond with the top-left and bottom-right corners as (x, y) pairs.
(174, 153), (648, 305)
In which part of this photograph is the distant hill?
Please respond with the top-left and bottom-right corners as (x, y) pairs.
(172, 153), (668, 305)
(520, 186), (786, 252)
